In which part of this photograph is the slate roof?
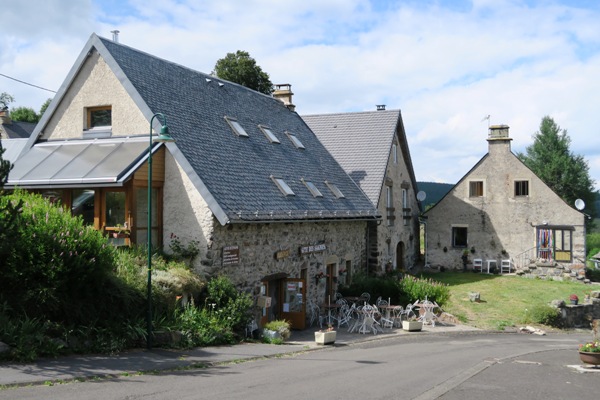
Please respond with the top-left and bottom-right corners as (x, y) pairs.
(0, 120), (36, 139)
(303, 110), (416, 207)
(25, 33), (379, 225)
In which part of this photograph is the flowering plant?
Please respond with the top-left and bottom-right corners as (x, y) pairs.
(319, 324), (335, 332)
(579, 340), (600, 353)
(314, 271), (328, 284)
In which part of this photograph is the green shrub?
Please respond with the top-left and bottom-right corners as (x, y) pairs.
(170, 276), (253, 347)
(524, 304), (561, 327)
(401, 275), (450, 306)
(263, 319), (291, 341)
(0, 190), (118, 324)
(339, 273), (404, 304)
(202, 275), (253, 335)
(586, 267), (600, 282)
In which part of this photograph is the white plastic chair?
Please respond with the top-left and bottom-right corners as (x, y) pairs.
(473, 259), (483, 273)
(500, 259), (512, 274)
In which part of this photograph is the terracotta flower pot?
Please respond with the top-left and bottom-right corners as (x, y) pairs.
(579, 351), (600, 366)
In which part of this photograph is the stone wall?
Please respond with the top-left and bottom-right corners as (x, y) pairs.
(516, 262), (589, 283)
(206, 220), (367, 306)
(552, 291), (600, 328)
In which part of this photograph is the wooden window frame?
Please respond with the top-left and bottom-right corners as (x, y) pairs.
(86, 105), (112, 129)
(469, 181), (484, 197)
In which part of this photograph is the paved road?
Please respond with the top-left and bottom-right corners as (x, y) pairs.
(0, 331), (597, 399)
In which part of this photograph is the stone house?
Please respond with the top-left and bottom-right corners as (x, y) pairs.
(424, 125), (586, 278)
(0, 108), (36, 140)
(6, 33), (380, 329)
(303, 108), (421, 273)
(0, 108), (34, 164)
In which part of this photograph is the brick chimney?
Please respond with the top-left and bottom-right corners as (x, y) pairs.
(0, 107), (11, 125)
(273, 84), (295, 112)
(487, 124), (512, 155)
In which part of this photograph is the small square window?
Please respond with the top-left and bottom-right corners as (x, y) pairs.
(87, 106), (111, 129)
(325, 180), (345, 199)
(286, 131), (305, 149)
(302, 179), (323, 197)
(271, 176), (295, 196)
(452, 227), (468, 247)
(225, 116), (249, 137)
(259, 125), (280, 143)
(515, 180), (529, 196)
(469, 181), (483, 197)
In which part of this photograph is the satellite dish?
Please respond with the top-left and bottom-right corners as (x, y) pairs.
(417, 191), (427, 201)
(575, 199), (585, 211)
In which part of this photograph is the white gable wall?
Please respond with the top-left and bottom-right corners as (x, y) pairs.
(41, 50), (147, 140)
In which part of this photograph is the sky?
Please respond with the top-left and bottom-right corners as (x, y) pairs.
(2, 0), (600, 197)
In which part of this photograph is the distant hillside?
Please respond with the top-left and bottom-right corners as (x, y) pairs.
(416, 181), (453, 209)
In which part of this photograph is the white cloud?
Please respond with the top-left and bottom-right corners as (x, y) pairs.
(2, 0), (599, 191)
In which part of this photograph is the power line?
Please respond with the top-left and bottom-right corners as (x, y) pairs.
(0, 72), (57, 93)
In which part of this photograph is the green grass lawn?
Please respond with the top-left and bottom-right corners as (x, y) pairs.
(420, 272), (594, 330)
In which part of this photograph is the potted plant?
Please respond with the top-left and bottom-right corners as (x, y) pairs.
(578, 339), (600, 366)
(569, 294), (579, 305)
(113, 223), (130, 238)
(461, 250), (469, 272)
(315, 325), (336, 345)
(402, 317), (423, 332)
(262, 320), (291, 344)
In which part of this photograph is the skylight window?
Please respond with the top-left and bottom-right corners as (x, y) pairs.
(302, 178), (323, 197)
(325, 180), (345, 199)
(286, 131), (305, 149)
(224, 116), (249, 137)
(259, 125), (280, 143)
(271, 175), (295, 196)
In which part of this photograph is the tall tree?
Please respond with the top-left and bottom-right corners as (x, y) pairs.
(0, 92), (14, 109)
(518, 116), (596, 221)
(213, 50), (274, 95)
(39, 98), (52, 117)
(10, 106), (39, 123)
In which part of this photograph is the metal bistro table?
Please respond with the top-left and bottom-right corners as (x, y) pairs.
(320, 303), (342, 327)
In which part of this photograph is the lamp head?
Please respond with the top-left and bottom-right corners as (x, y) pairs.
(155, 124), (174, 143)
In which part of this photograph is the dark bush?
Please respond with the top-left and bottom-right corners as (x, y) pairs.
(0, 190), (134, 324)
(338, 273), (405, 305)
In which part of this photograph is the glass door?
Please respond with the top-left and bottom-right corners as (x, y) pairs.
(281, 278), (305, 330)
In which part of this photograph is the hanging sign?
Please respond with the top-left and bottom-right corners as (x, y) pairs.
(299, 243), (326, 255)
(222, 245), (240, 266)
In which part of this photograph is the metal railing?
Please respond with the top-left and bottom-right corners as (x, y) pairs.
(513, 247), (537, 269)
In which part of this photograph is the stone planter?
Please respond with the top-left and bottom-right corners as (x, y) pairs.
(315, 330), (336, 345)
(263, 329), (282, 341)
(402, 320), (423, 332)
(579, 352), (600, 366)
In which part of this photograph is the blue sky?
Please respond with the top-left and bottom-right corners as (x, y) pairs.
(2, 0), (600, 196)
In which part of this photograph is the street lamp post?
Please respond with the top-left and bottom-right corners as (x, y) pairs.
(147, 112), (174, 350)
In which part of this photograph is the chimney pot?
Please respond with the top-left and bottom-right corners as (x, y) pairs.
(376, 105), (386, 111)
(273, 84), (295, 112)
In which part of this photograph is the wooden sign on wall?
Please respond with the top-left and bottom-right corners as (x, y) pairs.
(222, 245), (240, 266)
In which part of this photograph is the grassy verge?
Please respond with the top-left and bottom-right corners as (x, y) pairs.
(420, 272), (594, 330)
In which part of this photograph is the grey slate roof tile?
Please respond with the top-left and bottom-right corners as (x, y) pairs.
(97, 35), (378, 223)
(303, 110), (400, 205)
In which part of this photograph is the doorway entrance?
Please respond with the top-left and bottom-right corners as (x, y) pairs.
(396, 241), (405, 270)
(260, 274), (306, 330)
